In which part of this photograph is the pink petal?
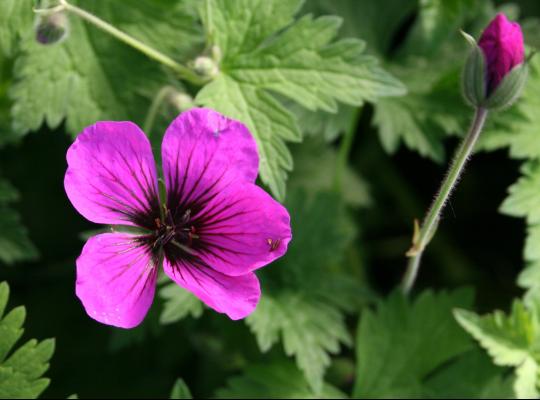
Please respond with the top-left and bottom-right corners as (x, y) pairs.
(65, 121), (159, 227)
(76, 233), (158, 328)
(161, 108), (259, 211)
(163, 258), (260, 320)
(479, 13), (524, 92)
(188, 183), (292, 276)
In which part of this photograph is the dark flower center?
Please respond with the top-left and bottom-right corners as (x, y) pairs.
(149, 208), (199, 257)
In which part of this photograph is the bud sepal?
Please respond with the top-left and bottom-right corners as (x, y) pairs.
(483, 62), (528, 110)
(462, 32), (487, 108)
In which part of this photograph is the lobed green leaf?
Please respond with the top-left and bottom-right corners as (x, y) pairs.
(0, 282), (55, 399)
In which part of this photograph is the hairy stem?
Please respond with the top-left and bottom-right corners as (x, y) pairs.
(401, 107), (489, 295)
(54, 0), (205, 85)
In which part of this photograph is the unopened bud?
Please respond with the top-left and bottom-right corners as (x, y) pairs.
(461, 13), (527, 110)
(35, 10), (69, 45)
(193, 56), (219, 79)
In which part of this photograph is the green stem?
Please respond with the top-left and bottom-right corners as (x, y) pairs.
(401, 107), (489, 295)
(334, 107), (362, 191)
(143, 86), (176, 136)
(56, 0), (205, 85)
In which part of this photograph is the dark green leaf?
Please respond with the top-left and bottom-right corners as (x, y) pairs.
(215, 361), (346, 399)
(353, 289), (474, 398)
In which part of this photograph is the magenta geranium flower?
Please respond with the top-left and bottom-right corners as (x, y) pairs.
(64, 108), (292, 328)
(478, 13), (525, 93)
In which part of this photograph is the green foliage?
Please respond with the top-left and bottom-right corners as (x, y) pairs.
(0, 34), (15, 145)
(483, 22), (540, 327)
(7, 0), (200, 144)
(353, 289), (475, 398)
(215, 361), (346, 399)
(92, 0), (202, 59)
(196, 0), (405, 199)
(399, 0), (483, 58)
(0, 281), (55, 398)
(423, 350), (513, 398)
(289, 139), (371, 208)
(246, 189), (369, 393)
(455, 300), (540, 398)
(170, 378), (192, 399)
(0, 176), (37, 265)
(287, 101), (356, 142)
(2, 0), (540, 398)
(373, 65), (467, 162)
(500, 161), (540, 305)
(500, 161), (540, 224)
(371, 0), (492, 161)
(303, 0), (417, 56)
(247, 292), (351, 395)
(481, 56), (540, 158)
(159, 283), (204, 325)
(0, 0), (34, 57)
(306, 0), (489, 161)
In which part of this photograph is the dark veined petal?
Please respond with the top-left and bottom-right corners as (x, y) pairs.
(161, 108), (259, 216)
(189, 183), (291, 277)
(65, 121), (159, 228)
(76, 233), (158, 329)
(163, 257), (260, 320)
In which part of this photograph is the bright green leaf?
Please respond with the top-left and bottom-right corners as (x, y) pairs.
(197, 74), (300, 199)
(455, 300), (540, 398)
(0, 0), (33, 57)
(489, 54), (540, 311)
(454, 304), (533, 366)
(8, 0), (200, 143)
(0, 282), (55, 399)
(197, 0), (405, 199)
(500, 161), (540, 224)
(500, 161), (540, 303)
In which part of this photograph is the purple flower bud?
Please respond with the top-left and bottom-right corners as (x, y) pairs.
(478, 13), (524, 94)
(35, 11), (69, 45)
